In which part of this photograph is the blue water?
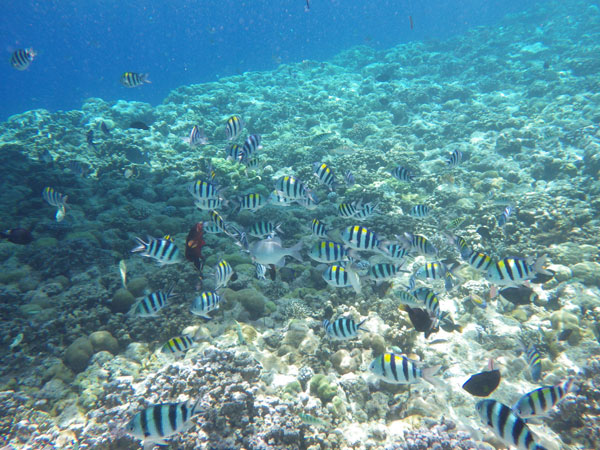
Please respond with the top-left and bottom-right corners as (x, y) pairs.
(1, 0), (527, 120)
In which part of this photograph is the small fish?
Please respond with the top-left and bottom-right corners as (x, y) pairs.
(202, 222), (224, 234)
(338, 201), (361, 218)
(308, 240), (350, 263)
(255, 263), (267, 280)
(313, 162), (336, 190)
(413, 261), (449, 282)
(341, 225), (384, 252)
(225, 115), (244, 140)
(239, 134), (262, 162)
(412, 287), (441, 322)
(237, 193), (266, 212)
(100, 121), (111, 136)
(195, 198), (226, 211)
(446, 217), (466, 230)
(322, 317), (366, 340)
(188, 180), (220, 201)
(119, 260), (127, 288)
(161, 335), (196, 355)
(129, 120), (150, 130)
(208, 210), (229, 235)
(486, 255), (551, 286)
(130, 285), (176, 317)
(368, 263), (405, 282)
(475, 400), (546, 450)
(10, 48), (36, 70)
(248, 221), (281, 239)
(66, 160), (85, 177)
(408, 204), (431, 218)
(464, 249), (494, 272)
(391, 166), (414, 182)
(354, 202), (379, 220)
(125, 400), (203, 449)
(344, 170), (355, 187)
(42, 187), (68, 209)
(184, 125), (208, 147)
(269, 190), (295, 207)
(383, 244), (410, 261)
(191, 291), (223, 318)
(394, 289), (422, 308)
(131, 236), (182, 265)
(274, 176), (313, 201)
(446, 149), (462, 167)
(235, 320), (247, 345)
(9, 333), (24, 350)
(243, 156), (263, 173)
(55, 205), (66, 222)
(499, 286), (539, 305)
(525, 344), (542, 382)
(120, 72), (150, 88)
(310, 218), (328, 238)
(468, 293), (487, 309)
(405, 307), (437, 337)
(512, 379), (575, 419)
(369, 353), (441, 385)
(86, 130), (98, 151)
(409, 15), (414, 30)
(399, 232), (437, 256)
(462, 360), (500, 397)
(299, 412), (327, 428)
(497, 205), (513, 227)
(322, 265), (361, 293)
(215, 260), (234, 289)
(0, 228), (34, 245)
(249, 237), (302, 266)
(225, 143), (243, 161)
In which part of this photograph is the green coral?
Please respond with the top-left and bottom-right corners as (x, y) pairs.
(309, 374), (338, 403)
(111, 288), (136, 313)
(227, 288), (266, 319)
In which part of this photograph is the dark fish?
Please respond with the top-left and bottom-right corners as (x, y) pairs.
(409, 15), (414, 30)
(124, 147), (150, 164)
(499, 286), (538, 305)
(0, 228), (34, 245)
(120, 72), (150, 88)
(185, 222), (206, 271)
(100, 121), (111, 136)
(10, 48), (36, 70)
(531, 269), (554, 284)
(129, 121), (150, 130)
(305, 0), (310, 12)
(476, 226), (491, 240)
(86, 130), (98, 151)
(462, 365), (501, 397)
(439, 311), (462, 333)
(405, 306), (437, 338)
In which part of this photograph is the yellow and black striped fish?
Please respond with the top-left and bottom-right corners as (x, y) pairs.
(120, 72), (151, 88)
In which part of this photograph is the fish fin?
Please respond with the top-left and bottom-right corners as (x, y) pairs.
(533, 254), (553, 275)
(288, 241), (303, 262)
(274, 257), (286, 268)
(422, 364), (442, 386)
(348, 267), (361, 294)
(357, 319), (368, 332)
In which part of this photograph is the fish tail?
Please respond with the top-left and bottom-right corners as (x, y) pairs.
(288, 241), (303, 262)
(422, 364), (442, 386)
(141, 73), (151, 84)
(131, 237), (148, 253)
(357, 318), (368, 332)
(533, 254), (552, 275)
(347, 267), (361, 294)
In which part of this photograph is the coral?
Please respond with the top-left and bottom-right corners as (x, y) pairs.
(110, 288), (136, 313)
(309, 374), (338, 403)
(228, 288), (267, 320)
(63, 336), (94, 373)
(89, 331), (119, 355)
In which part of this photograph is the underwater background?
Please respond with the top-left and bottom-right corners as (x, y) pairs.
(1, 0), (600, 449)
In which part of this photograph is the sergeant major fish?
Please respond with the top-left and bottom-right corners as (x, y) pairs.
(225, 115), (244, 140)
(313, 162), (336, 190)
(308, 240), (351, 263)
(369, 352), (441, 385)
(10, 48), (36, 70)
(161, 335), (196, 355)
(486, 255), (551, 286)
(120, 72), (150, 88)
(322, 264), (361, 293)
(512, 378), (575, 419)
(131, 236), (182, 265)
(249, 221), (281, 238)
(130, 285), (176, 317)
(191, 291), (223, 319)
(322, 317), (366, 340)
(183, 125), (208, 147)
(215, 260), (234, 289)
(239, 134), (262, 162)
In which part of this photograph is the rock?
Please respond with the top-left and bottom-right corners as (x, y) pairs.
(64, 337), (94, 373)
(571, 261), (600, 287)
(332, 349), (359, 375)
(110, 288), (136, 313)
(126, 277), (148, 297)
(89, 331), (119, 355)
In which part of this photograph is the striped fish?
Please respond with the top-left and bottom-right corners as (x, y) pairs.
(225, 115), (244, 141)
(298, 412), (327, 427)
(310, 219), (328, 238)
(408, 204), (431, 218)
(183, 126), (208, 147)
(255, 263), (267, 280)
(191, 291), (222, 319)
(322, 317), (366, 340)
(313, 162), (336, 190)
(475, 400), (547, 450)
(446, 149), (462, 167)
(243, 156), (262, 172)
(341, 225), (383, 252)
(485, 255), (551, 286)
(131, 236), (182, 265)
(269, 190), (295, 206)
(215, 260), (234, 289)
(308, 240), (350, 263)
(394, 289), (421, 308)
(10, 48), (36, 70)
(498, 205), (513, 227)
(384, 244), (410, 261)
(209, 210), (229, 235)
(322, 265), (361, 293)
(369, 352), (440, 384)
(525, 344), (542, 382)
(446, 216), (466, 230)
(468, 293), (487, 309)
(42, 186), (68, 208)
(195, 198), (226, 211)
(120, 72), (150, 88)
(202, 222), (224, 234)
(338, 201), (361, 218)
(413, 261), (448, 281)
(354, 202), (379, 220)
(130, 285), (176, 317)
(188, 180), (219, 200)
(344, 170), (355, 187)
(125, 400), (203, 448)
(412, 287), (441, 321)
(512, 379), (575, 419)
(399, 232), (438, 256)
(161, 335), (196, 355)
(225, 143), (243, 161)
(239, 134), (262, 162)
(448, 235), (472, 259)
(274, 176), (312, 201)
(368, 263), (405, 282)
(463, 248), (494, 272)
(391, 165), (414, 182)
(237, 193), (266, 212)
(249, 221), (281, 238)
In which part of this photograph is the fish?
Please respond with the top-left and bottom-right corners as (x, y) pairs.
(485, 255), (551, 286)
(310, 218), (328, 238)
(338, 201), (361, 217)
(131, 236), (182, 265)
(512, 378), (575, 419)
(468, 293), (487, 309)
(368, 263), (406, 282)
(498, 205), (513, 227)
(130, 285), (176, 317)
(185, 222), (206, 271)
(234, 320), (247, 345)
(322, 265), (361, 293)
(462, 360), (500, 397)
(475, 400), (547, 450)
(86, 130), (98, 151)
(412, 262), (450, 282)
(499, 286), (539, 305)
(255, 263), (267, 280)
(236, 193), (266, 212)
(42, 187), (68, 209)
(464, 249), (494, 272)
(215, 260), (234, 289)
(274, 176), (313, 201)
(183, 125), (208, 147)
(225, 115), (244, 140)
(120, 72), (151, 88)
(0, 228), (33, 245)
(446, 217), (466, 230)
(124, 147), (150, 164)
(10, 48), (36, 70)
(190, 291), (223, 319)
(369, 353), (441, 385)
(243, 156), (263, 173)
(9, 333), (24, 350)
(322, 317), (366, 340)
(394, 289), (422, 308)
(129, 121), (150, 130)
(308, 240), (351, 263)
(313, 162), (336, 190)
(398, 232), (437, 256)
(405, 307), (437, 336)
(208, 210), (229, 235)
(119, 260), (127, 288)
(391, 166), (414, 182)
(525, 344), (542, 382)
(409, 15), (414, 30)
(341, 225), (384, 253)
(239, 134), (262, 162)
(225, 143), (243, 161)
(161, 335), (196, 355)
(354, 202), (379, 220)
(66, 160), (85, 177)
(187, 180), (220, 201)
(125, 400), (203, 449)
(299, 412), (327, 428)
(55, 205), (66, 222)
(412, 287), (441, 323)
(269, 190), (295, 207)
(100, 121), (111, 136)
(383, 244), (410, 261)
(446, 149), (462, 167)
(195, 198), (226, 211)
(344, 170), (355, 187)
(408, 204), (431, 219)
(249, 237), (302, 266)
(248, 221), (281, 239)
